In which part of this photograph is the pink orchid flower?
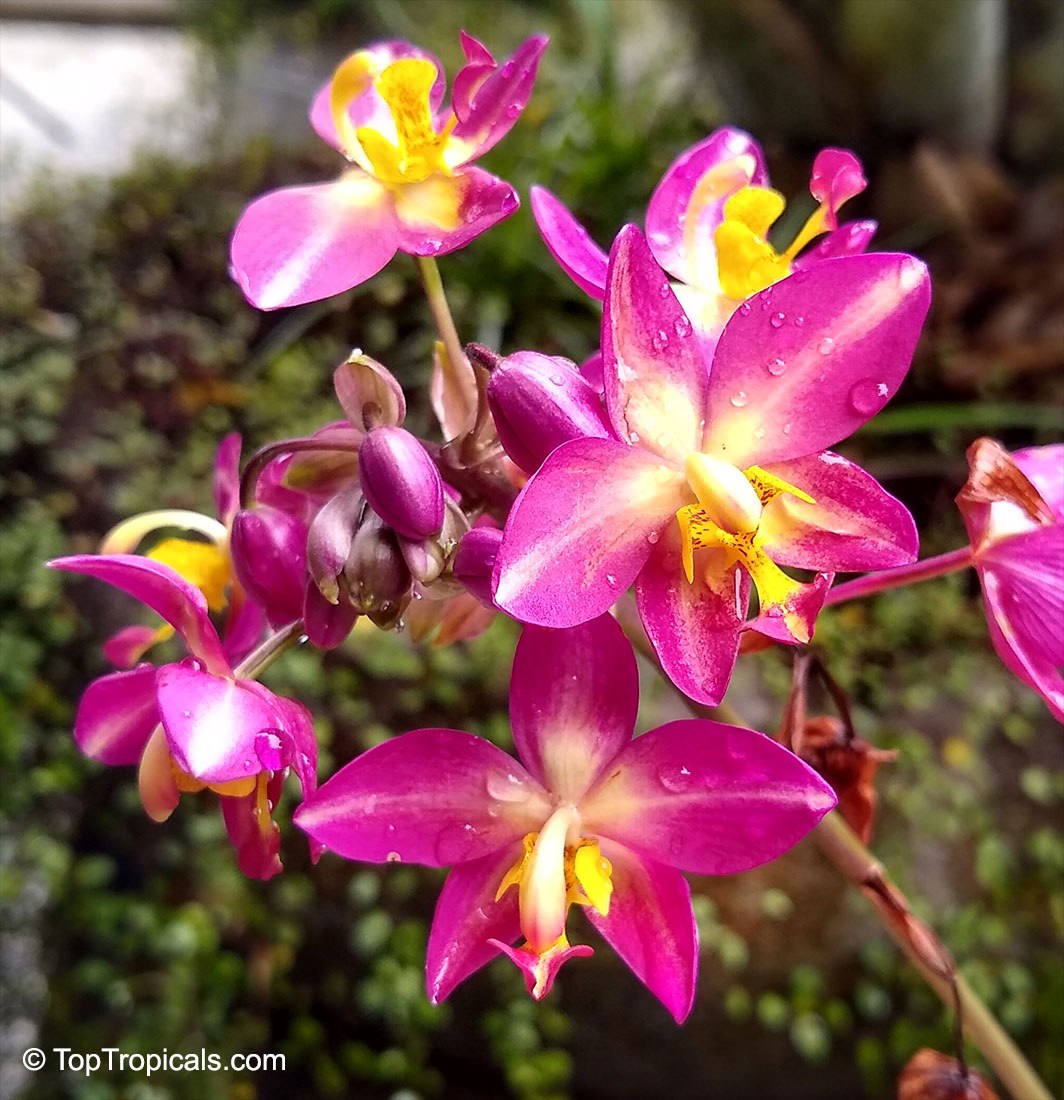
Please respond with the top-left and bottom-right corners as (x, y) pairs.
(49, 555), (318, 879)
(957, 438), (1064, 722)
(231, 32), (548, 310)
(295, 614), (835, 1021)
(533, 127), (874, 346)
(493, 226), (930, 705)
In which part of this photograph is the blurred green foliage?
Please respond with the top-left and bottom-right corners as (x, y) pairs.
(2, 1), (1062, 1098)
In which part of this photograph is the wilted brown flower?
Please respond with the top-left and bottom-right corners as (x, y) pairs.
(898, 1049), (999, 1100)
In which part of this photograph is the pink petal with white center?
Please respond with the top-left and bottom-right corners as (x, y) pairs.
(230, 174), (398, 310)
(492, 437), (686, 628)
(808, 149), (866, 229)
(103, 625), (159, 668)
(635, 530), (748, 707)
(448, 34), (548, 162)
(293, 729), (551, 867)
(309, 42), (446, 154)
(426, 845), (523, 1004)
(221, 774), (285, 881)
(645, 127), (767, 287)
(156, 664), (287, 785)
(702, 253), (931, 468)
(981, 524), (1064, 668)
(794, 220), (877, 269)
(581, 718), (836, 875)
(510, 617), (638, 801)
(758, 451), (918, 571)
(394, 167), (518, 255)
(212, 432), (242, 525)
(530, 186), (608, 300)
(74, 666), (159, 765)
(585, 841), (697, 1023)
(1014, 445), (1064, 520)
(603, 227), (710, 464)
(49, 555), (229, 674)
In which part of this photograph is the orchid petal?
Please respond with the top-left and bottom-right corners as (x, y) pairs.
(221, 776), (284, 881)
(448, 34), (548, 162)
(230, 174), (398, 310)
(582, 719), (836, 874)
(759, 452), (918, 571)
(491, 938), (593, 1001)
(635, 529), (748, 707)
(493, 438), (686, 628)
(426, 846), (523, 1004)
(510, 617), (638, 801)
(103, 624), (161, 669)
(794, 220), (877, 269)
(73, 666), (159, 765)
(809, 148), (866, 230)
(212, 432), (242, 525)
(156, 665), (292, 784)
(49, 555), (229, 674)
(645, 127), (767, 288)
(138, 725), (180, 822)
(603, 226), (709, 464)
(303, 580), (359, 650)
(394, 167), (518, 255)
(430, 337), (478, 442)
(221, 587), (267, 665)
(294, 729), (551, 867)
(334, 352), (406, 430)
(585, 842), (697, 1023)
(703, 253), (931, 467)
(530, 187), (608, 300)
(1014, 445), (1064, 520)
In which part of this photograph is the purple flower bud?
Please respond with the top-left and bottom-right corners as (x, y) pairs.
(359, 426), (445, 540)
(488, 351), (611, 475)
(230, 505), (308, 627)
(303, 580), (358, 650)
(344, 506), (412, 624)
(334, 352), (406, 431)
(306, 483), (364, 603)
(452, 526), (503, 607)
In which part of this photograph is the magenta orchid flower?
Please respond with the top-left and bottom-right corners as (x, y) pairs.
(49, 554), (318, 879)
(295, 614), (835, 1020)
(957, 438), (1064, 722)
(533, 128), (874, 347)
(230, 32), (548, 310)
(493, 226), (929, 705)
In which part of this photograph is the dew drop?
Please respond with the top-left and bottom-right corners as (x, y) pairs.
(738, 301), (752, 316)
(767, 357), (787, 376)
(848, 379), (888, 415)
(505, 104), (520, 119)
(386, 851), (402, 863)
(647, 530), (660, 545)
(385, 823), (396, 836)
(657, 763), (693, 792)
(628, 430), (641, 444)
(435, 822), (479, 863)
(730, 390), (749, 408)
(793, 314), (805, 327)
(651, 329), (669, 352)
(549, 374), (564, 386)
(658, 281), (671, 299)
(673, 316), (692, 338)
(255, 730), (286, 771)
(783, 422), (792, 435)
(181, 657), (203, 672)
(754, 426), (766, 439)
(486, 770), (531, 803)
(770, 312), (786, 328)
(818, 337), (835, 355)
(606, 573), (618, 586)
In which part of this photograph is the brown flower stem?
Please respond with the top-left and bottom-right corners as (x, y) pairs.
(233, 620), (305, 681)
(824, 546), (972, 608)
(613, 594), (1051, 1100)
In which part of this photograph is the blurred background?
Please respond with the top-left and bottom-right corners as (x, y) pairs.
(1, 1), (1062, 1097)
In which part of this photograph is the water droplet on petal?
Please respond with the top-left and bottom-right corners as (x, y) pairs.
(793, 314), (805, 327)
(647, 530), (660, 544)
(767, 357), (787, 376)
(385, 823), (396, 836)
(730, 391), (749, 408)
(658, 282), (671, 300)
(181, 657), (203, 672)
(657, 763), (693, 793)
(818, 337), (835, 355)
(754, 426), (766, 439)
(628, 430), (641, 444)
(386, 850), (402, 863)
(848, 379), (888, 416)
(770, 312), (786, 328)
(674, 316), (692, 337)
(549, 374), (564, 386)
(255, 730), (287, 771)
(783, 422), (792, 435)
(606, 573), (618, 586)
(651, 329), (669, 352)
(486, 770), (531, 803)
(738, 301), (752, 316)
(435, 822), (479, 863)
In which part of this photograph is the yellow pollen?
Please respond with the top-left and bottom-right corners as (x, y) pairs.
(495, 833), (614, 918)
(355, 58), (453, 184)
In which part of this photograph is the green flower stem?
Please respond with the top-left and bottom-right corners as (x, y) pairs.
(233, 620), (305, 681)
(417, 255), (471, 395)
(611, 597), (1051, 1100)
(824, 546), (973, 608)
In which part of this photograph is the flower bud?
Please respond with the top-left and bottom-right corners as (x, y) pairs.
(488, 351), (610, 475)
(452, 526), (503, 607)
(307, 483), (365, 603)
(359, 426), (444, 540)
(343, 506), (412, 625)
(303, 580), (358, 650)
(230, 505), (308, 627)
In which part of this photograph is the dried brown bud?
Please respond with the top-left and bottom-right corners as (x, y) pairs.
(959, 438), (1053, 525)
(898, 1049), (999, 1100)
(795, 716), (897, 843)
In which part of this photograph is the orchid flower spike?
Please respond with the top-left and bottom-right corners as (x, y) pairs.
(295, 615), (835, 1020)
(493, 225), (930, 705)
(533, 128), (874, 348)
(49, 555), (319, 879)
(956, 438), (1064, 722)
(231, 32), (548, 310)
